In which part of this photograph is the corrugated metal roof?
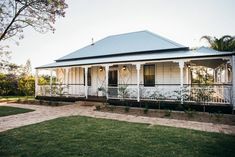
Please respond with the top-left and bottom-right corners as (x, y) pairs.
(36, 47), (235, 69)
(56, 30), (187, 61)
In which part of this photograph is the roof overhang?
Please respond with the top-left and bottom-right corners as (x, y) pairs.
(36, 48), (235, 69)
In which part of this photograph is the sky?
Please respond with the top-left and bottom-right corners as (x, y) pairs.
(4, 0), (235, 70)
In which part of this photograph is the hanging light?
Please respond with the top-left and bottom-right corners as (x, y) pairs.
(122, 65), (127, 70)
(99, 66), (103, 71)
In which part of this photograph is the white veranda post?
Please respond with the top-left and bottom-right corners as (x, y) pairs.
(136, 64), (141, 102)
(35, 69), (39, 97)
(232, 55), (235, 110)
(105, 65), (109, 99)
(65, 68), (69, 94)
(84, 66), (88, 99)
(179, 61), (184, 104)
(225, 63), (228, 83)
(50, 69), (53, 96)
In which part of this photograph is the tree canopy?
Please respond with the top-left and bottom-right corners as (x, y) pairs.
(0, 0), (68, 42)
(201, 35), (235, 52)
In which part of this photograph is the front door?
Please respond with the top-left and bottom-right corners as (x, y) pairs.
(108, 70), (118, 97)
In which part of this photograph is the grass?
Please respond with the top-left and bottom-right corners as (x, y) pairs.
(0, 96), (35, 102)
(0, 106), (34, 117)
(0, 116), (235, 157)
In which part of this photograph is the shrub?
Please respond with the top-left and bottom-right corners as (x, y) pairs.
(144, 104), (148, 114)
(95, 105), (101, 111)
(17, 98), (21, 103)
(18, 76), (35, 96)
(48, 101), (52, 105)
(39, 100), (43, 105)
(214, 111), (223, 122)
(124, 106), (130, 112)
(164, 110), (172, 117)
(54, 101), (59, 106)
(0, 73), (18, 96)
(109, 105), (114, 112)
(184, 108), (196, 118)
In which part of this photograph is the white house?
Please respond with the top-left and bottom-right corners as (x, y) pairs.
(35, 31), (235, 109)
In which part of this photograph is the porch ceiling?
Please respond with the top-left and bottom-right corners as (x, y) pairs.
(190, 59), (228, 69)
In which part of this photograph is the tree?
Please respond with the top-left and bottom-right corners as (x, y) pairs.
(201, 35), (235, 52)
(18, 75), (35, 96)
(0, 0), (68, 42)
(0, 73), (18, 95)
(21, 59), (32, 76)
(192, 67), (214, 84)
(0, 46), (11, 73)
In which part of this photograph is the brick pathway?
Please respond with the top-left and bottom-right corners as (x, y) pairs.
(0, 103), (235, 135)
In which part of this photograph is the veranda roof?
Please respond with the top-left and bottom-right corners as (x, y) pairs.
(36, 47), (235, 69)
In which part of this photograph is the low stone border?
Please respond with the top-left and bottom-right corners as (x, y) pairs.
(98, 105), (235, 125)
(6, 99), (73, 106)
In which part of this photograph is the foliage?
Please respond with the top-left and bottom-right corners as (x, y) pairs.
(108, 105), (114, 112)
(95, 105), (101, 111)
(164, 110), (172, 117)
(21, 59), (32, 76)
(173, 87), (190, 106)
(0, 67), (35, 96)
(0, 46), (11, 73)
(38, 75), (50, 85)
(97, 86), (105, 91)
(124, 105), (130, 112)
(213, 111), (223, 122)
(0, 0), (68, 42)
(118, 85), (129, 99)
(0, 73), (18, 95)
(150, 87), (166, 109)
(143, 104), (149, 114)
(51, 82), (68, 96)
(192, 67), (214, 84)
(184, 108), (196, 118)
(18, 75), (35, 96)
(201, 35), (235, 52)
(191, 85), (215, 112)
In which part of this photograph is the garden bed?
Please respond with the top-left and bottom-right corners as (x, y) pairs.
(108, 99), (233, 114)
(98, 105), (235, 125)
(36, 96), (81, 102)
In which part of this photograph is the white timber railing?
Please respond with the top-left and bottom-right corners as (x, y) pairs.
(36, 83), (232, 105)
(37, 84), (85, 97)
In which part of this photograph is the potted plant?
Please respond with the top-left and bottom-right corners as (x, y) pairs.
(97, 87), (104, 97)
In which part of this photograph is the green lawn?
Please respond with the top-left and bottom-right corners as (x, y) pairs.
(0, 106), (34, 117)
(0, 96), (34, 102)
(0, 116), (235, 157)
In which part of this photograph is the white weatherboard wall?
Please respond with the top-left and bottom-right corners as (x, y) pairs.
(118, 62), (188, 86)
(89, 66), (105, 95)
(55, 62), (189, 96)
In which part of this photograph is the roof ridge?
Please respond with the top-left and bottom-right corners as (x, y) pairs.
(145, 31), (186, 47)
(106, 30), (147, 38)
